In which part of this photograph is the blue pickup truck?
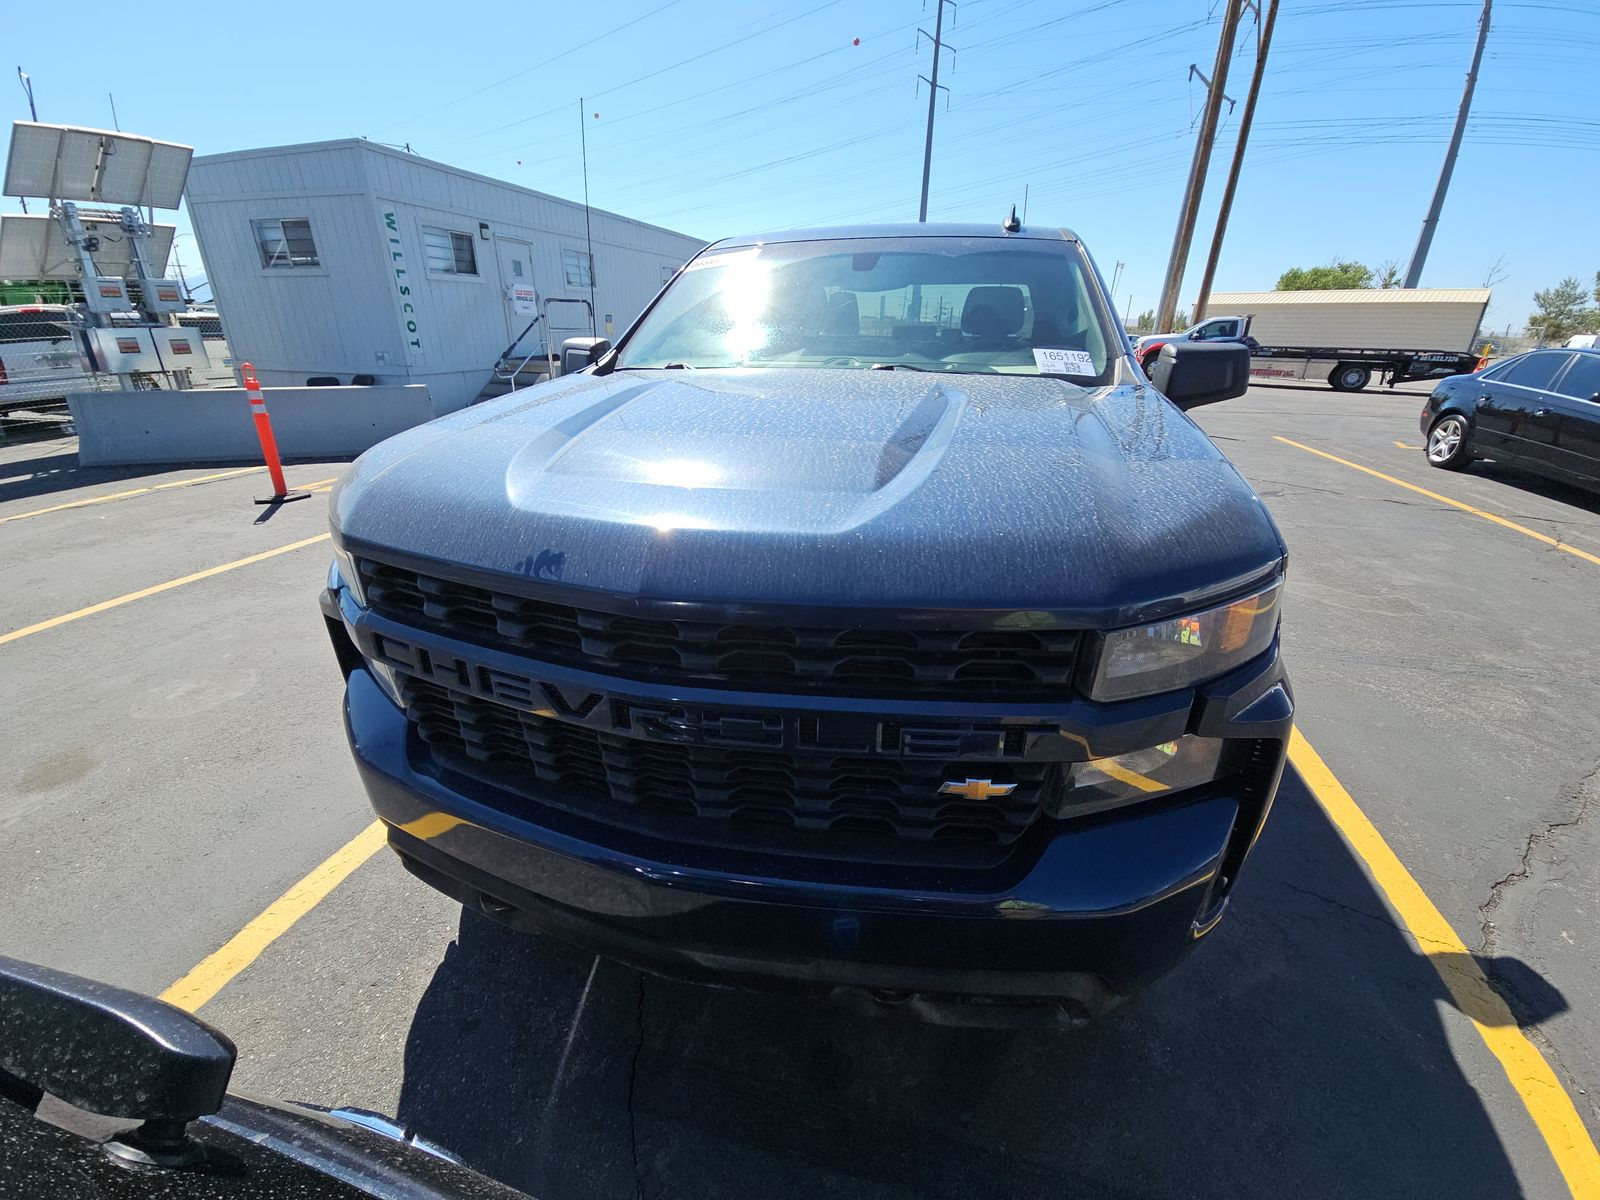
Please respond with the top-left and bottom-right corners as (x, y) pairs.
(322, 220), (1293, 1024)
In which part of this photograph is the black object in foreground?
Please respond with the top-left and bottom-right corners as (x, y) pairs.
(0, 955), (528, 1197)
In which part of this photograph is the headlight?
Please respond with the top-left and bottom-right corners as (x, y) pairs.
(1052, 735), (1224, 817)
(330, 541), (367, 607)
(1088, 582), (1281, 701)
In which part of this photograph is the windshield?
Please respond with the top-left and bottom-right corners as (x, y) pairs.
(615, 236), (1116, 382)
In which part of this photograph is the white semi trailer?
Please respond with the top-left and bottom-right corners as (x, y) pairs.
(1136, 288), (1492, 392)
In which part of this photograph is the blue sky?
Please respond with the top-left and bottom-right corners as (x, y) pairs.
(6, 0), (1598, 333)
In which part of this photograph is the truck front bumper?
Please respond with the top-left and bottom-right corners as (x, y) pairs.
(336, 616), (1292, 1019)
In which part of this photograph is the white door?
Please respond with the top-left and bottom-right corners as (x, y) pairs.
(494, 237), (538, 352)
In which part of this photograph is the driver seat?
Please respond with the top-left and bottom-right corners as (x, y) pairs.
(961, 286), (1026, 348)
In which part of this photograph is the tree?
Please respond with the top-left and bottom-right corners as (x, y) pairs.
(1375, 259), (1403, 289)
(0, 278), (73, 305)
(1132, 308), (1157, 333)
(1275, 259), (1374, 290)
(1526, 277), (1599, 344)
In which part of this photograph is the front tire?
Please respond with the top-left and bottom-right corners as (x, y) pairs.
(1426, 413), (1473, 470)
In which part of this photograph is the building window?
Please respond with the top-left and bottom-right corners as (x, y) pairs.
(563, 248), (594, 289)
(423, 228), (478, 276)
(253, 218), (320, 268)
(661, 264), (676, 285)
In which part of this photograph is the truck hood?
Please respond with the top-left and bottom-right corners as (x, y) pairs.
(332, 368), (1284, 625)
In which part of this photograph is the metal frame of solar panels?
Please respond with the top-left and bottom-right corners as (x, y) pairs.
(1, 122), (202, 388)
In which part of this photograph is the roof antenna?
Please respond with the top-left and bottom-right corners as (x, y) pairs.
(1002, 204), (1021, 233)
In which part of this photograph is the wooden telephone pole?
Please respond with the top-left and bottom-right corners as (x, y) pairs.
(1193, 0), (1279, 326)
(1155, 0), (1244, 335)
(1403, 0), (1491, 287)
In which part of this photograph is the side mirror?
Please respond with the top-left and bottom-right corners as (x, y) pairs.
(1148, 341), (1251, 410)
(0, 955), (236, 1165)
(561, 337), (611, 376)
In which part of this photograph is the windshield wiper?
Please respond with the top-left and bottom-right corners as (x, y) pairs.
(867, 362), (932, 371)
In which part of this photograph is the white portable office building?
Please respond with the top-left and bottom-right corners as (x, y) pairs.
(185, 139), (705, 412)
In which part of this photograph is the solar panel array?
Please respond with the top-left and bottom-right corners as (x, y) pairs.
(3, 123), (193, 210)
(0, 214), (175, 281)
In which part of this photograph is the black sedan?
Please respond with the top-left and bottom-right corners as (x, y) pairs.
(1422, 347), (1600, 489)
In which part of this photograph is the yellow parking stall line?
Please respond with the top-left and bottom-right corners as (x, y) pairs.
(151, 466), (269, 491)
(161, 822), (387, 1013)
(0, 533), (331, 646)
(0, 469), (339, 525)
(0, 484), (157, 524)
(1290, 728), (1600, 1198)
(0, 466), (278, 525)
(1274, 436), (1600, 568)
(1393, 440), (1422, 450)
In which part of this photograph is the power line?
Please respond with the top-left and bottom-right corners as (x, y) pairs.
(384, 0), (686, 133)
(435, 0), (849, 153)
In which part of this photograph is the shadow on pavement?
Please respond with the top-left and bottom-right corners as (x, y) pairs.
(395, 771), (1564, 1200)
(1459, 459), (1600, 517)
(1247, 380), (1435, 399)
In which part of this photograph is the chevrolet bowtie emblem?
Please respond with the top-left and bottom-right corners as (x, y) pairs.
(938, 778), (1018, 801)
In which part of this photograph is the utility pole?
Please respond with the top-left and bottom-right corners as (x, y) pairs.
(17, 67), (37, 120)
(16, 67), (36, 214)
(1403, 0), (1490, 288)
(171, 242), (196, 304)
(579, 99), (597, 335)
(917, 0), (956, 222)
(1193, 0), (1278, 326)
(1156, 0), (1244, 334)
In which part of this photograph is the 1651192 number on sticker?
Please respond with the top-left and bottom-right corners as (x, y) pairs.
(1033, 348), (1097, 375)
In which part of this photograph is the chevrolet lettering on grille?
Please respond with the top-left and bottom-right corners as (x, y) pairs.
(360, 626), (1062, 759)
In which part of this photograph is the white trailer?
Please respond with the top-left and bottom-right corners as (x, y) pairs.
(185, 140), (705, 412)
(1185, 287), (1492, 391)
(1201, 288), (1490, 349)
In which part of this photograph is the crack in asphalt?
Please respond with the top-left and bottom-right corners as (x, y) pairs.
(1478, 761), (1600, 956)
(1522, 1021), (1600, 1128)
(1264, 876), (1422, 941)
(1276, 856), (1600, 1127)
(626, 974), (647, 1200)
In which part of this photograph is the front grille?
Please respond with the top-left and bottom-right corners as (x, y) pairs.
(359, 558), (1081, 698)
(404, 677), (1052, 849)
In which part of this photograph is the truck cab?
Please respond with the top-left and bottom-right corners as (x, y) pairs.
(1187, 316), (1247, 341)
(1134, 316), (1253, 370)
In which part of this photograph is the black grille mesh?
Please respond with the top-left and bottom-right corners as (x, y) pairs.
(404, 677), (1051, 847)
(359, 558), (1080, 698)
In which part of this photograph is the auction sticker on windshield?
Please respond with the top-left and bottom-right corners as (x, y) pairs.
(1033, 348), (1096, 374)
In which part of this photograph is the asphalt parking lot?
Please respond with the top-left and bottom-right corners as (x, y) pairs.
(3, 380), (1598, 1199)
